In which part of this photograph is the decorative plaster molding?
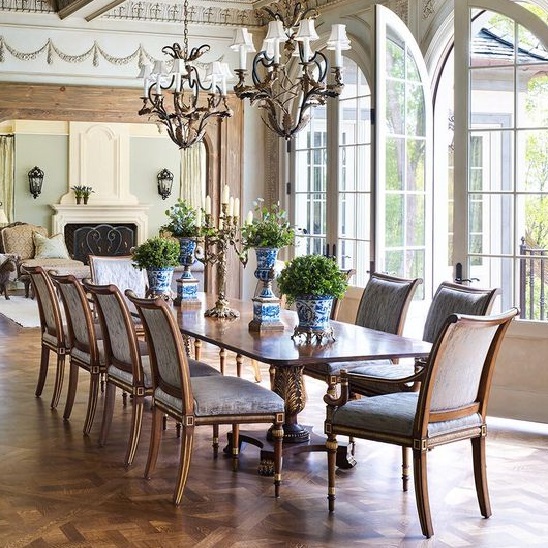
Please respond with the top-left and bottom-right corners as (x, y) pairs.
(423, 0), (435, 20)
(0, 0), (53, 13)
(386, 0), (408, 25)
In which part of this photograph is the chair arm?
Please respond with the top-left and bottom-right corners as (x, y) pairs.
(345, 365), (426, 390)
(323, 369), (351, 407)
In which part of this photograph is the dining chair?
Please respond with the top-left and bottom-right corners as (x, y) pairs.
(50, 273), (105, 435)
(303, 272), (423, 395)
(88, 255), (148, 298)
(127, 291), (285, 506)
(26, 266), (70, 409)
(83, 280), (221, 467)
(325, 308), (518, 538)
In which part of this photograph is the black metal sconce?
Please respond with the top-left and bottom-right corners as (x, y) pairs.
(28, 166), (44, 199)
(157, 168), (174, 200)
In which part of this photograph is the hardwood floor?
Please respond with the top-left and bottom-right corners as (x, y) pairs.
(1, 311), (548, 546)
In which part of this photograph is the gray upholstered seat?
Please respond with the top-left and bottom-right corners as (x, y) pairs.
(128, 291), (285, 506)
(50, 272), (106, 435)
(26, 265), (71, 409)
(304, 272), (422, 393)
(325, 308), (518, 538)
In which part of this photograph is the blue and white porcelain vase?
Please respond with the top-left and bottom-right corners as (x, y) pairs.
(146, 266), (174, 297)
(178, 237), (197, 278)
(254, 247), (279, 298)
(174, 237), (200, 305)
(295, 295), (334, 332)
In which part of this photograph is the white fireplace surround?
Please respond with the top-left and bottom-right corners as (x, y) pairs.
(50, 204), (150, 245)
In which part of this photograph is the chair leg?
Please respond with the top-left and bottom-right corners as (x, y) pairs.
(212, 424), (219, 458)
(402, 446), (410, 492)
(472, 436), (492, 518)
(250, 359), (262, 383)
(35, 345), (50, 398)
(51, 352), (66, 410)
(231, 424), (240, 472)
(63, 362), (80, 421)
(144, 406), (163, 480)
(99, 382), (116, 447)
(271, 419), (283, 498)
(83, 371), (100, 435)
(124, 394), (144, 467)
(173, 423), (194, 506)
(413, 447), (434, 538)
(327, 433), (338, 512)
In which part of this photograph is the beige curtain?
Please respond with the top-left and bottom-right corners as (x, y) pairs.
(0, 135), (14, 222)
(179, 141), (206, 209)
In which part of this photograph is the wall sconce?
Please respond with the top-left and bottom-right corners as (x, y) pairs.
(28, 166), (44, 199)
(157, 168), (174, 200)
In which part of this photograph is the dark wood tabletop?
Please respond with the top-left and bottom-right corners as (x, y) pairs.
(176, 293), (431, 366)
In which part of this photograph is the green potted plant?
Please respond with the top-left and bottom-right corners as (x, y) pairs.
(131, 236), (180, 296)
(277, 254), (348, 342)
(71, 185), (94, 205)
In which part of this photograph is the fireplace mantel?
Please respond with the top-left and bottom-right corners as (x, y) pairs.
(51, 204), (150, 244)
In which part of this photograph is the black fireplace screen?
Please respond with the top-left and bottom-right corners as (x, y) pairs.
(65, 223), (137, 264)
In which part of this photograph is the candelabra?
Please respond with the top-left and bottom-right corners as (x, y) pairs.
(196, 186), (245, 318)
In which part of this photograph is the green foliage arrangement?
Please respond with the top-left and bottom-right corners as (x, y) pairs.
(131, 237), (180, 270)
(241, 199), (294, 250)
(162, 198), (200, 238)
(277, 254), (348, 306)
(71, 185), (94, 198)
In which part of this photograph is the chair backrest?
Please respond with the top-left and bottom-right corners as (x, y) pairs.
(25, 265), (66, 345)
(354, 272), (423, 334)
(127, 292), (193, 412)
(415, 308), (518, 436)
(422, 282), (499, 344)
(0, 223), (48, 260)
(83, 280), (144, 383)
(89, 255), (148, 297)
(50, 273), (100, 361)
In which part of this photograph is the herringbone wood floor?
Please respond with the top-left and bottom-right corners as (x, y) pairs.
(1, 309), (548, 547)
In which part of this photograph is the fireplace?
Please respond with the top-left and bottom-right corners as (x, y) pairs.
(65, 223), (137, 264)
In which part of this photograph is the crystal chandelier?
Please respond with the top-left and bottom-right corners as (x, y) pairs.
(231, 0), (351, 146)
(138, 0), (233, 149)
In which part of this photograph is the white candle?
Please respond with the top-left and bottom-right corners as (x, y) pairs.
(205, 195), (211, 215)
(245, 210), (253, 225)
(222, 184), (230, 205)
(195, 207), (202, 227)
(228, 196), (234, 217)
(239, 47), (247, 71)
(234, 198), (240, 218)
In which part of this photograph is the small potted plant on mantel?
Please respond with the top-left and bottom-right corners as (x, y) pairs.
(131, 236), (180, 297)
(71, 185), (94, 205)
(277, 254), (348, 343)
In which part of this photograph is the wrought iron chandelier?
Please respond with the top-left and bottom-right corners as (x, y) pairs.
(138, 0), (233, 149)
(231, 0), (351, 146)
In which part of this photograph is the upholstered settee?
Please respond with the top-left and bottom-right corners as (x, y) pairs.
(0, 222), (86, 297)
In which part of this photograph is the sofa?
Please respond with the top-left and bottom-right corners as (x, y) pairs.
(0, 222), (86, 297)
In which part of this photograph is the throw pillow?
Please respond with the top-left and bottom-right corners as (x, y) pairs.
(33, 232), (71, 259)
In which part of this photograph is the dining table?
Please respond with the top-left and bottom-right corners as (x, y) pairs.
(176, 293), (432, 470)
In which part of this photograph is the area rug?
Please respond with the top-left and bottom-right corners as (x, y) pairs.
(0, 296), (40, 327)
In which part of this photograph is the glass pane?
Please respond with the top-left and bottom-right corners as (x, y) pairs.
(386, 194), (403, 247)
(518, 194), (548, 249)
(406, 194), (425, 246)
(386, 80), (405, 134)
(387, 38), (405, 79)
(406, 83), (426, 136)
(386, 137), (404, 191)
(406, 138), (426, 191)
(517, 24), (548, 65)
(470, 15), (515, 68)
(406, 47), (420, 82)
(517, 69), (548, 129)
(517, 129), (548, 192)
(470, 67), (515, 127)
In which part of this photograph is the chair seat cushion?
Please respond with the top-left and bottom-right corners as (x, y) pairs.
(108, 354), (153, 389)
(305, 359), (393, 378)
(155, 375), (284, 417)
(188, 358), (220, 377)
(331, 392), (483, 440)
(22, 258), (85, 270)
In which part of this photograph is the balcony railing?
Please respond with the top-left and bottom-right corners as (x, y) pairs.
(520, 237), (547, 320)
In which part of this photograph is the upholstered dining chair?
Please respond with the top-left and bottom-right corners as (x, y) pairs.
(324, 308), (518, 538)
(127, 291), (285, 506)
(83, 280), (220, 466)
(88, 255), (148, 299)
(50, 273), (105, 435)
(303, 272), (423, 395)
(26, 266), (70, 408)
